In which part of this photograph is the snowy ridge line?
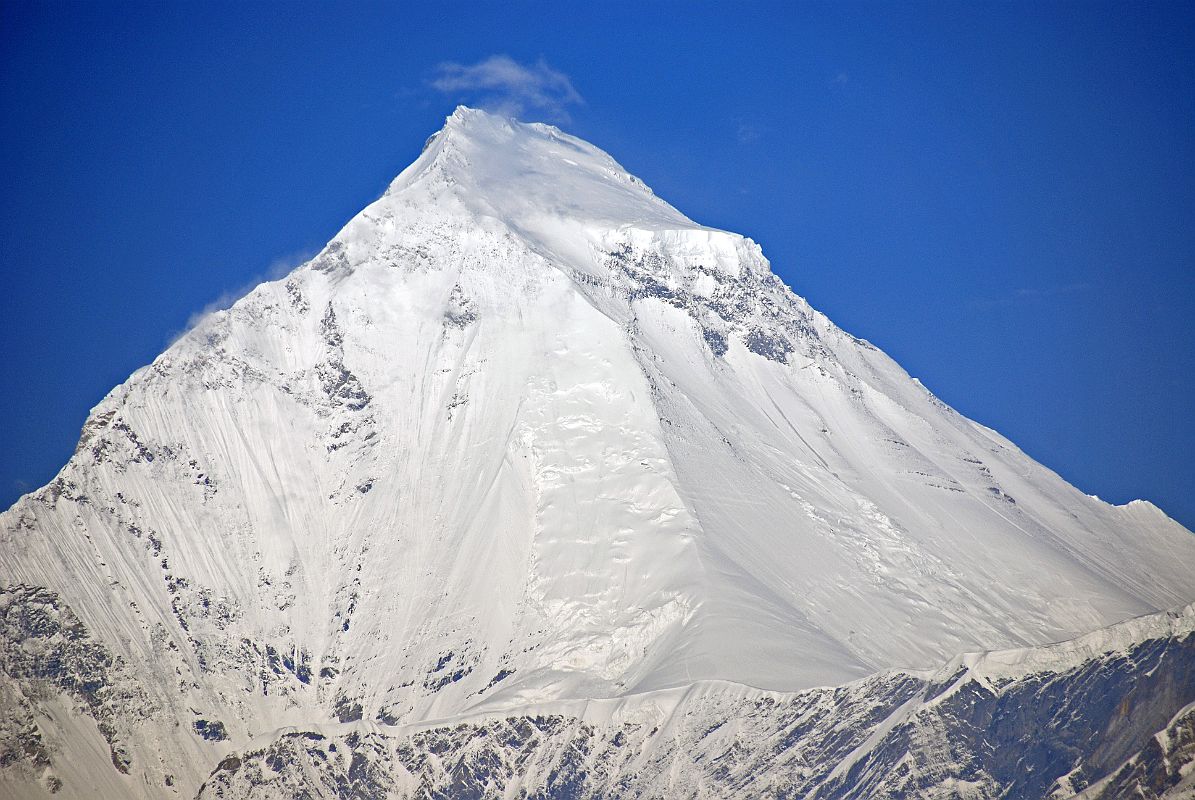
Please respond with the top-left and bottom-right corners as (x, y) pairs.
(196, 601), (1195, 799)
(932, 598), (1195, 687)
(240, 598), (1195, 747)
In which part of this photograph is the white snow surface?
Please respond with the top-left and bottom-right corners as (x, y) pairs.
(3, 106), (1195, 793)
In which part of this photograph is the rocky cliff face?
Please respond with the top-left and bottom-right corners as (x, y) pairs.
(2, 108), (1194, 799)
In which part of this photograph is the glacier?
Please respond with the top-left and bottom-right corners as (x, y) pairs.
(2, 106), (1194, 799)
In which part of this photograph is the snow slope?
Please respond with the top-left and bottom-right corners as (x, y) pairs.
(2, 107), (1194, 798)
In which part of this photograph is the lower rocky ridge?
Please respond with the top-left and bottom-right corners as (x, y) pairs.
(205, 606), (1194, 799)
(1070, 701), (1195, 800)
(4, 595), (1193, 799)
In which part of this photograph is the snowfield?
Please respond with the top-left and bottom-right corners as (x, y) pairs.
(2, 107), (1194, 798)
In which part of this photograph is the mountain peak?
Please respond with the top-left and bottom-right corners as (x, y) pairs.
(385, 105), (691, 234)
(442, 103), (526, 130)
(306, 105), (768, 299)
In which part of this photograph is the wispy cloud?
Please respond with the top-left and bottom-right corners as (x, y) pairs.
(736, 122), (764, 145)
(1013, 282), (1096, 299)
(430, 55), (583, 121)
(969, 281), (1100, 309)
(171, 249), (316, 344)
(733, 114), (771, 146)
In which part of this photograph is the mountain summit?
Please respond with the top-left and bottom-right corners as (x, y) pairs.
(3, 108), (1194, 798)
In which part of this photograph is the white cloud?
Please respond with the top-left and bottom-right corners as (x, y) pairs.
(736, 122), (763, 145)
(171, 249), (316, 344)
(733, 114), (771, 146)
(430, 55), (583, 121)
(1014, 282), (1096, 299)
(968, 282), (1100, 309)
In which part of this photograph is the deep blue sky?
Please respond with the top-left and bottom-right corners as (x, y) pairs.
(2, 2), (1192, 528)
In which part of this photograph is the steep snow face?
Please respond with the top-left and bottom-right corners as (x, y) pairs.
(3, 106), (1195, 795)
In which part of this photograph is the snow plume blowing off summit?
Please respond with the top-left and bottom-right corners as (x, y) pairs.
(2, 107), (1195, 799)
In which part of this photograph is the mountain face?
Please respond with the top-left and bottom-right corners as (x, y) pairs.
(2, 107), (1194, 799)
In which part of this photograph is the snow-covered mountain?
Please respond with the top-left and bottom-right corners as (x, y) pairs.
(3, 107), (1194, 799)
